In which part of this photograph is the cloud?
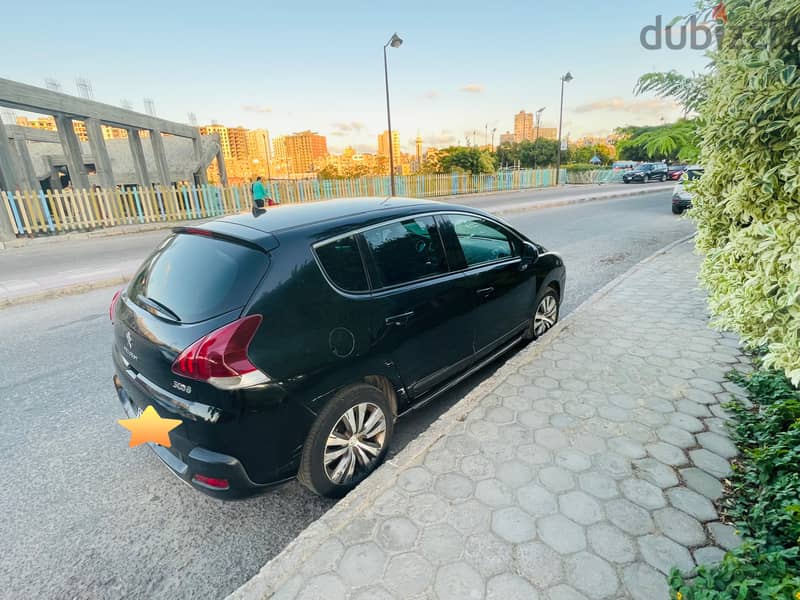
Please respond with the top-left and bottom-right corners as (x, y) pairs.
(242, 104), (272, 113)
(574, 97), (679, 114)
(332, 121), (366, 133)
(424, 90), (439, 100)
(460, 84), (484, 94)
(425, 132), (458, 146)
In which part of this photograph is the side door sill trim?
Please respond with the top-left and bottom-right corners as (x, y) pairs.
(398, 334), (525, 418)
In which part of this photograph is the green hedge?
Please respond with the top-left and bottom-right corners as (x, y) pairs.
(692, 0), (800, 385)
(670, 369), (800, 599)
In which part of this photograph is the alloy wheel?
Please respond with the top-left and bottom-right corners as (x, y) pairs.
(533, 294), (558, 336)
(324, 402), (387, 485)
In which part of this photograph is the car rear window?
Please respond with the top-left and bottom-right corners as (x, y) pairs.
(127, 233), (269, 323)
(315, 235), (369, 292)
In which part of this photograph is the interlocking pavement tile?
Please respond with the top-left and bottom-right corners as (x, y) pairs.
(620, 478), (667, 510)
(384, 552), (435, 597)
(586, 522), (636, 564)
(653, 507), (707, 547)
(486, 573), (540, 600)
(492, 506), (538, 543)
(639, 534), (695, 575)
(434, 561), (485, 600)
(708, 522), (743, 551)
(564, 552), (620, 599)
(667, 488), (717, 522)
(538, 514), (587, 554)
(622, 563), (670, 600)
(558, 491), (604, 526)
(679, 467), (723, 500)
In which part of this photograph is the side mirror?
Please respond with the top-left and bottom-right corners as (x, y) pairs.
(520, 242), (539, 271)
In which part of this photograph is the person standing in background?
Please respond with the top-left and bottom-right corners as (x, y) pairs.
(251, 176), (267, 209)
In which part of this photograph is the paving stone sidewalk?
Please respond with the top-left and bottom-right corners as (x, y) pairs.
(231, 239), (749, 600)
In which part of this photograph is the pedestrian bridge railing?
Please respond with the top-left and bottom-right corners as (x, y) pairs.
(1, 168), (615, 237)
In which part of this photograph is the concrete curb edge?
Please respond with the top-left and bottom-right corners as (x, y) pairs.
(0, 275), (134, 309)
(226, 232), (698, 600)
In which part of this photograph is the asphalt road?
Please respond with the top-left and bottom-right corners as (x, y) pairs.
(0, 190), (694, 600)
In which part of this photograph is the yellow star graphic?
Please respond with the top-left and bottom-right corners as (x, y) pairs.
(118, 406), (182, 448)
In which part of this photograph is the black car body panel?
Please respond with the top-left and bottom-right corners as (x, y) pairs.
(112, 197), (566, 497)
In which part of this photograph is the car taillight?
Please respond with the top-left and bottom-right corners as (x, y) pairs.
(192, 474), (230, 490)
(171, 315), (269, 390)
(109, 289), (122, 322)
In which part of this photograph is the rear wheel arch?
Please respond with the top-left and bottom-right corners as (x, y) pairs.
(364, 374), (399, 418)
(298, 381), (394, 497)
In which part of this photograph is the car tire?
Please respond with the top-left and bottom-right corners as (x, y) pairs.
(660, 174), (667, 182)
(672, 205), (684, 215)
(524, 285), (560, 341)
(298, 383), (394, 498)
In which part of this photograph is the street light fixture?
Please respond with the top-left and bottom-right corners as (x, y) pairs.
(384, 32), (403, 196)
(555, 72), (573, 185)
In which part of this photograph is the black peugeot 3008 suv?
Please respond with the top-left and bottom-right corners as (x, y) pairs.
(111, 198), (566, 498)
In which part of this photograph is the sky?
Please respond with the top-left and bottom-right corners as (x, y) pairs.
(1, 0), (712, 154)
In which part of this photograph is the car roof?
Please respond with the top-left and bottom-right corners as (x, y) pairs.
(195, 196), (496, 248)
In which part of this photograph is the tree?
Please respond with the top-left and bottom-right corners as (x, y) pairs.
(614, 121), (699, 162)
(438, 147), (496, 174)
(634, 70), (710, 116)
(317, 164), (341, 180)
(690, 0), (800, 384)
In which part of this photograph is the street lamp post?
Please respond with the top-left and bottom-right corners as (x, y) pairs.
(555, 72), (573, 185)
(383, 32), (403, 196)
(533, 106), (545, 171)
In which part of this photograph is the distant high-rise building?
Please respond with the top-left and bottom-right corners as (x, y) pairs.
(18, 115), (127, 141)
(514, 111), (534, 142)
(200, 124), (231, 159)
(536, 127), (558, 141)
(378, 130), (401, 159)
(226, 127), (250, 161)
(499, 131), (515, 145)
(274, 130), (328, 175)
(415, 134), (423, 168)
(247, 129), (272, 170)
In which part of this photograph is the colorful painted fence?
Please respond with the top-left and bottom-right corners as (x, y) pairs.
(1, 168), (609, 237)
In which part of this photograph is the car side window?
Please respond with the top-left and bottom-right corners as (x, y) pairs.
(315, 235), (369, 292)
(446, 214), (519, 268)
(362, 216), (447, 288)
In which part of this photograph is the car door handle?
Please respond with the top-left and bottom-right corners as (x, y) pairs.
(476, 287), (495, 297)
(385, 311), (415, 326)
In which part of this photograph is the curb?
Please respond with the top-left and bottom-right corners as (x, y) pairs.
(0, 275), (134, 309)
(487, 185), (673, 215)
(0, 219), (213, 250)
(226, 232), (698, 600)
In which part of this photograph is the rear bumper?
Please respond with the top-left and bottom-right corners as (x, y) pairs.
(114, 375), (291, 499)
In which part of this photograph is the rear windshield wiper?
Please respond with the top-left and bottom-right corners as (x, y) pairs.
(138, 295), (181, 322)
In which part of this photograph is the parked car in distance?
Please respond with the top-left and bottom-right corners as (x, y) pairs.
(110, 198), (566, 499)
(668, 165), (688, 181)
(611, 160), (637, 171)
(622, 162), (669, 183)
(672, 165), (704, 214)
